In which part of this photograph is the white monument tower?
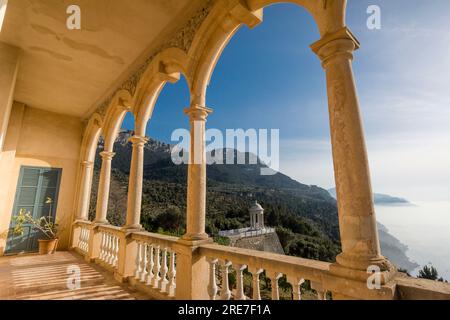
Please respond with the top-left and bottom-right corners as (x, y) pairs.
(249, 201), (264, 230)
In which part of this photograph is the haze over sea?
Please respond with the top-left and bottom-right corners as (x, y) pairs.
(376, 201), (450, 280)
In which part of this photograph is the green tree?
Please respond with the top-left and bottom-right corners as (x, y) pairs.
(418, 264), (446, 282)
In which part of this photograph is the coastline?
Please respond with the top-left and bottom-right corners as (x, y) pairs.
(376, 201), (450, 280)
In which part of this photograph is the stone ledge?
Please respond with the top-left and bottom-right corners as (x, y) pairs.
(395, 274), (450, 300)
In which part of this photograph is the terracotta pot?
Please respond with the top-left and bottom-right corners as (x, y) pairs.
(38, 238), (59, 255)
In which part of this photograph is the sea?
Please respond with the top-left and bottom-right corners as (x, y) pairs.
(376, 201), (450, 281)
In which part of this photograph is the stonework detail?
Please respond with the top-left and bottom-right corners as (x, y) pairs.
(93, 0), (214, 117)
(166, 0), (214, 53)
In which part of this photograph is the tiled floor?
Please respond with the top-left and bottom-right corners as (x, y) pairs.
(0, 251), (151, 300)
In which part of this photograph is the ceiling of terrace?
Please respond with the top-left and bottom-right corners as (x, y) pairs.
(0, 0), (202, 118)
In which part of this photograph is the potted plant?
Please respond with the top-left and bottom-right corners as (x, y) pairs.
(12, 197), (60, 254)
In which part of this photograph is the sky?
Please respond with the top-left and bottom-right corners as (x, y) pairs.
(122, 0), (450, 202)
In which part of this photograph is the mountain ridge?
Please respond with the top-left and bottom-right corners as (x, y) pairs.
(328, 187), (411, 205)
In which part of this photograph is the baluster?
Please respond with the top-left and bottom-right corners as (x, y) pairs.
(105, 233), (110, 262)
(152, 245), (161, 288)
(110, 235), (115, 266)
(140, 242), (148, 282)
(311, 282), (326, 300)
(135, 241), (142, 279)
(113, 236), (119, 267)
(235, 264), (247, 300)
(83, 229), (88, 252)
(78, 228), (83, 250)
(287, 276), (305, 300)
(107, 233), (113, 265)
(249, 267), (263, 300)
(159, 247), (169, 292)
(145, 244), (155, 285)
(84, 229), (88, 251)
(86, 228), (90, 251)
(102, 232), (108, 262)
(84, 228), (88, 251)
(168, 250), (176, 297)
(99, 232), (105, 261)
(105, 232), (111, 263)
(102, 233), (107, 262)
(270, 272), (283, 300)
(219, 260), (232, 300)
(78, 228), (84, 251)
(207, 258), (218, 300)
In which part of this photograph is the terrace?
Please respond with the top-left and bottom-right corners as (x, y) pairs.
(0, 0), (449, 300)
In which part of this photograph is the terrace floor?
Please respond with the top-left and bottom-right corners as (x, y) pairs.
(0, 251), (151, 300)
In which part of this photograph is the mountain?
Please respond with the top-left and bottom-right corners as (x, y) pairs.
(327, 188), (411, 205)
(89, 130), (416, 269)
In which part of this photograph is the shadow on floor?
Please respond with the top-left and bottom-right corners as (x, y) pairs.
(0, 251), (151, 300)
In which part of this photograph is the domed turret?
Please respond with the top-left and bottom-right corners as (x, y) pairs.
(249, 201), (264, 230)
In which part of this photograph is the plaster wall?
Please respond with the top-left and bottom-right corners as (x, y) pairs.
(0, 103), (82, 255)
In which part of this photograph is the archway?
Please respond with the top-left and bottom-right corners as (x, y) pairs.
(185, 0), (389, 274)
(206, 1), (338, 248)
(203, 3), (339, 299)
(137, 75), (191, 236)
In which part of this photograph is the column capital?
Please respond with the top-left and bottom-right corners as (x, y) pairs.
(184, 104), (213, 121)
(99, 151), (115, 161)
(310, 27), (360, 67)
(128, 135), (148, 147)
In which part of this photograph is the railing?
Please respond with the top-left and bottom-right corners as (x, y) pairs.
(97, 225), (121, 269)
(130, 232), (178, 298)
(69, 223), (450, 300)
(73, 220), (92, 256)
(199, 243), (330, 300)
(219, 227), (276, 238)
(77, 225), (90, 254)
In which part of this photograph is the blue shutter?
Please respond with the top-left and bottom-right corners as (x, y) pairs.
(5, 166), (62, 254)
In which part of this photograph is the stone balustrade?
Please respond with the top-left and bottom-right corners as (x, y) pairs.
(73, 220), (92, 257)
(199, 243), (330, 300)
(77, 224), (90, 254)
(97, 225), (121, 269)
(129, 231), (178, 299)
(70, 222), (450, 300)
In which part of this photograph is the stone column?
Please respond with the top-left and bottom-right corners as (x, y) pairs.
(77, 160), (94, 221)
(311, 27), (390, 272)
(123, 135), (148, 230)
(94, 151), (115, 224)
(182, 104), (212, 241)
(260, 212), (264, 229)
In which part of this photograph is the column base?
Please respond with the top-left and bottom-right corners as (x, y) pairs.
(93, 219), (109, 225)
(336, 252), (394, 272)
(121, 224), (143, 232)
(330, 256), (397, 285)
(322, 271), (397, 300)
(181, 232), (209, 241)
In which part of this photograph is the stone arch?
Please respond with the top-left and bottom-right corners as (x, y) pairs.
(246, 0), (346, 36)
(133, 47), (190, 136)
(73, 112), (104, 222)
(187, 0), (346, 103)
(80, 112), (103, 163)
(102, 89), (134, 151)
